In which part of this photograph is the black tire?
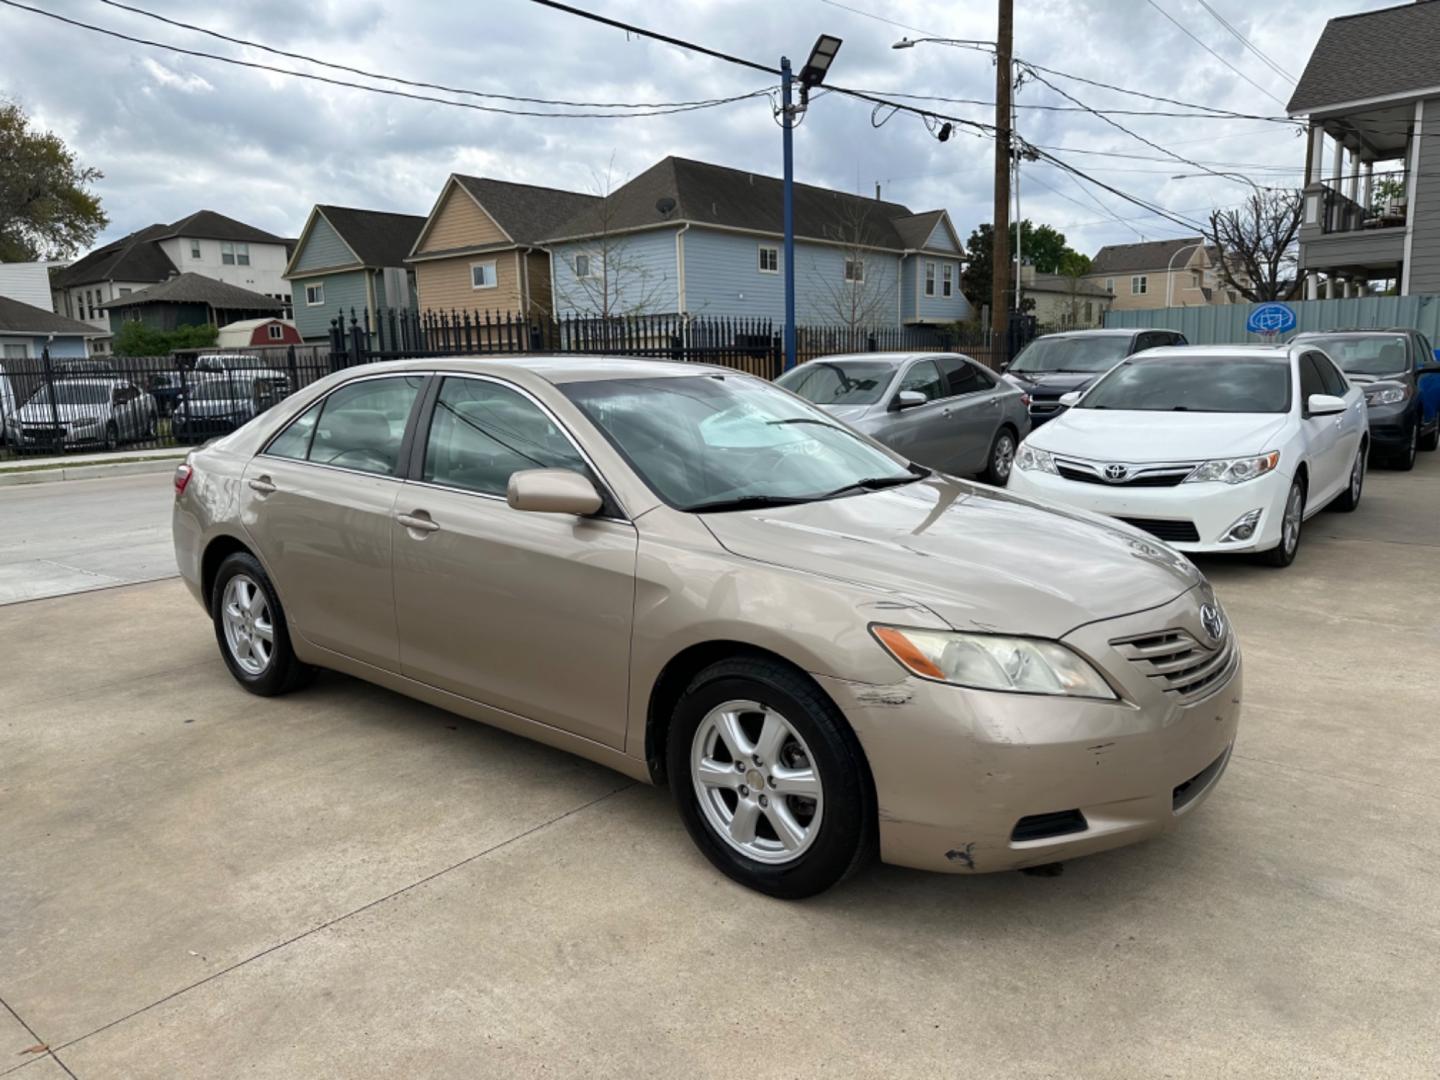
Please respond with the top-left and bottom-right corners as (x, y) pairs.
(1262, 478), (1305, 567)
(103, 421), (118, 452)
(982, 426), (1018, 486)
(1332, 444), (1366, 512)
(210, 551), (313, 696)
(667, 657), (874, 899)
(1391, 421), (1418, 470)
(1420, 421), (1439, 452)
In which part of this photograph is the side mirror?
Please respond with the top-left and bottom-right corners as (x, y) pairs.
(1059, 391), (1082, 407)
(1307, 393), (1346, 417)
(894, 390), (928, 410)
(1416, 363), (1440, 378)
(507, 468), (602, 516)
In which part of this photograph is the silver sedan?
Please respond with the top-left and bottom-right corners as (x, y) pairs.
(775, 352), (1031, 484)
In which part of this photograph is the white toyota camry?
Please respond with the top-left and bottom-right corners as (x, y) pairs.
(1007, 344), (1369, 567)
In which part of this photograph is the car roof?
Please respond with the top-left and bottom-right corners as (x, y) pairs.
(803, 352), (956, 367)
(317, 354), (742, 385)
(1292, 329), (1408, 338)
(1035, 328), (1154, 339)
(1128, 345), (1291, 362)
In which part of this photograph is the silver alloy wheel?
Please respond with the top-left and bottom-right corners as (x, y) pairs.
(1349, 448), (1365, 501)
(221, 573), (275, 676)
(691, 699), (824, 865)
(993, 432), (1016, 481)
(1282, 484), (1303, 555)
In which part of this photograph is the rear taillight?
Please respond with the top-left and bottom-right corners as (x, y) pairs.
(1020, 393), (1032, 406)
(174, 463), (193, 496)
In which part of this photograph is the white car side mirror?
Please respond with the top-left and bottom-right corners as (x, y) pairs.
(1058, 391), (1082, 407)
(1306, 393), (1346, 417)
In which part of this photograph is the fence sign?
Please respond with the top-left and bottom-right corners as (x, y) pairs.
(1246, 302), (1297, 337)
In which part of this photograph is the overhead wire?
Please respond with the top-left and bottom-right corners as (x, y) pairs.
(1143, 0), (1287, 106)
(1194, 0), (1296, 84)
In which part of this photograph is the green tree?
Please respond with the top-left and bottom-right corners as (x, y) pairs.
(962, 220), (1091, 307)
(0, 100), (107, 261)
(112, 320), (218, 357)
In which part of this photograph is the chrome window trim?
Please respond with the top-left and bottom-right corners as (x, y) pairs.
(418, 371), (632, 523)
(258, 370), (431, 477)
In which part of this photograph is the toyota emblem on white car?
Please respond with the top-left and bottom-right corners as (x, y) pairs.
(1103, 463), (1129, 482)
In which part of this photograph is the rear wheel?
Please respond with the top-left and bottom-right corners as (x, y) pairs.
(1392, 421), (1418, 470)
(1333, 444), (1365, 512)
(1263, 479), (1305, 567)
(1420, 421), (1439, 452)
(667, 657), (873, 899)
(103, 421), (118, 451)
(211, 551), (312, 696)
(982, 426), (1017, 486)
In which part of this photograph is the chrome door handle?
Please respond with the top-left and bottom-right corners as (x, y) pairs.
(396, 512), (440, 533)
(248, 477), (276, 494)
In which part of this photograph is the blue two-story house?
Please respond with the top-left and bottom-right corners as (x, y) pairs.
(542, 157), (970, 331)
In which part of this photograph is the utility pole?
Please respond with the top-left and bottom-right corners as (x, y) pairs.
(781, 56), (797, 371)
(991, 0), (1013, 357)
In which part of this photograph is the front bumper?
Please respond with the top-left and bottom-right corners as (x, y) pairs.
(819, 587), (1241, 874)
(1007, 464), (1291, 553)
(14, 424), (107, 451)
(1364, 402), (1414, 452)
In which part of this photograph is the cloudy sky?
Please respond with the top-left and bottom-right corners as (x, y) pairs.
(0, 0), (1396, 258)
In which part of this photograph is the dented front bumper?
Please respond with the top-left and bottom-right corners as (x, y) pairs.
(814, 590), (1242, 874)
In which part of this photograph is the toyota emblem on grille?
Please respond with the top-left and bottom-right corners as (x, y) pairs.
(1102, 463), (1129, 482)
(1199, 602), (1226, 643)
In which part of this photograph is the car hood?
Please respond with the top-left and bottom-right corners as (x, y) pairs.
(699, 476), (1200, 639)
(814, 403), (880, 424)
(17, 402), (106, 423)
(1002, 370), (1103, 395)
(1026, 409), (1290, 460)
(181, 400), (249, 417)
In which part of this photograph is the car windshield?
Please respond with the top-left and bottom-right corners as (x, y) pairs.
(188, 380), (247, 402)
(1298, 334), (1408, 377)
(29, 382), (112, 406)
(1008, 335), (1132, 374)
(1080, 356), (1291, 413)
(563, 374), (920, 512)
(206, 357), (261, 371)
(775, 360), (894, 406)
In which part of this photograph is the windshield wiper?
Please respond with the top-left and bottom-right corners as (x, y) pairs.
(684, 494), (816, 513)
(817, 474), (922, 500)
(768, 417), (841, 427)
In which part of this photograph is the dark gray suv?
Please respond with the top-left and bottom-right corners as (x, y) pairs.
(1001, 328), (1187, 426)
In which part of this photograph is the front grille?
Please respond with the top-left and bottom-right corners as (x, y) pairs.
(1011, 809), (1089, 843)
(1053, 455), (1199, 488)
(1113, 627), (1236, 705)
(1118, 517), (1201, 543)
(1056, 465), (1189, 488)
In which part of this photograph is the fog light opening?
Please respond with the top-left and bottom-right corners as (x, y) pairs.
(1220, 508), (1263, 543)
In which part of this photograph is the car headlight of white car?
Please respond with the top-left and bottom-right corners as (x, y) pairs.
(1364, 385), (1409, 406)
(871, 626), (1117, 699)
(1184, 450), (1280, 485)
(1015, 444), (1058, 474)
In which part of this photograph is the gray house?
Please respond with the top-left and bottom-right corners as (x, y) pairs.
(542, 157), (970, 330)
(1289, 1), (1440, 298)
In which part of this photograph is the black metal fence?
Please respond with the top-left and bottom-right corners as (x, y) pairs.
(1, 308), (1044, 460)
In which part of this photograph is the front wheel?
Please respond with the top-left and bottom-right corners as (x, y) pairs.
(667, 657), (873, 899)
(211, 551), (313, 696)
(1262, 479), (1305, 567)
(981, 427), (1017, 486)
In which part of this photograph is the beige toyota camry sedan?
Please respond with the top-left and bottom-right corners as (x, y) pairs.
(173, 357), (1241, 898)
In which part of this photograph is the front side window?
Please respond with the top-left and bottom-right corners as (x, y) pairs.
(942, 264), (953, 297)
(563, 375), (916, 512)
(845, 258), (864, 284)
(1306, 351), (1349, 397)
(924, 261), (936, 296)
(270, 375), (424, 475)
(897, 359), (945, 402)
(1131, 275), (1148, 295)
(305, 282), (325, 306)
(1081, 357), (1291, 414)
(758, 245), (779, 273)
(471, 260), (498, 289)
(423, 377), (587, 497)
(776, 360), (894, 406)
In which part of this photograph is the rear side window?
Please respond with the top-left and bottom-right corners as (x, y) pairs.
(938, 356), (995, 396)
(423, 377), (587, 497)
(265, 376), (423, 475)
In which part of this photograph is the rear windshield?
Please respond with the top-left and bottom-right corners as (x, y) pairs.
(1297, 334), (1408, 377)
(1080, 357), (1291, 413)
(1008, 335), (1132, 374)
(775, 360), (894, 406)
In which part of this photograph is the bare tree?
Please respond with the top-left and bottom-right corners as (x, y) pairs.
(807, 197), (896, 328)
(554, 156), (670, 318)
(1205, 190), (1303, 302)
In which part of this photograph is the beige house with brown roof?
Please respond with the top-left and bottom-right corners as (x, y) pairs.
(1082, 238), (1240, 312)
(407, 175), (599, 316)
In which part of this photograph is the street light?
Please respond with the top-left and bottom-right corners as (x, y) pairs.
(780, 34), (843, 371)
(892, 36), (995, 51)
(1170, 172), (1263, 197)
(1164, 239), (1207, 308)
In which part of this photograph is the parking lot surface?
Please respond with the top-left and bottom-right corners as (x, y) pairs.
(2, 460), (1438, 1078)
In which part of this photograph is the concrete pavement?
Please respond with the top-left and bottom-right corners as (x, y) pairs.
(0, 473), (176, 604)
(0, 458), (1437, 1077)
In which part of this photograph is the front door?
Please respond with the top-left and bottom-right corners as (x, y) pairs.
(1297, 353), (1344, 505)
(237, 373), (426, 671)
(883, 358), (953, 469)
(391, 375), (637, 749)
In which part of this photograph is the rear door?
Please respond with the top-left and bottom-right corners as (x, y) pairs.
(390, 374), (637, 748)
(935, 355), (1005, 473)
(238, 373), (427, 671)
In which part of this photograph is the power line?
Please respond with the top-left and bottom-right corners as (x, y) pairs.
(1022, 170), (1148, 240)
(1194, 0), (1295, 84)
(527, 0), (778, 76)
(843, 87), (1293, 122)
(0, 0), (770, 118)
(92, 0), (764, 109)
(1144, 0), (1286, 107)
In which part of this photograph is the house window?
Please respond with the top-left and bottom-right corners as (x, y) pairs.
(942, 264), (953, 297)
(1131, 275), (1148, 295)
(1191, 269), (1202, 287)
(267, 323), (284, 341)
(1105, 278), (1114, 294)
(3, 344), (28, 359)
(118, 287), (131, 297)
(924, 261), (936, 297)
(1083, 301), (1093, 323)
(758, 245), (779, 273)
(221, 241), (251, 266)
(574, 253), (597, 279)
(844, 258), (865, 284)
(191, 240), (201, 260)
(471, 260), (498, 289)
(305, 282), (325, 306)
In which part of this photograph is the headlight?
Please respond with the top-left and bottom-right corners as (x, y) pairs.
(1184, 450), (1280, 485)
(1015, 444), (1058, 474)
(1364, 386), (1409, 406)
(871, 625), (1117, 699)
